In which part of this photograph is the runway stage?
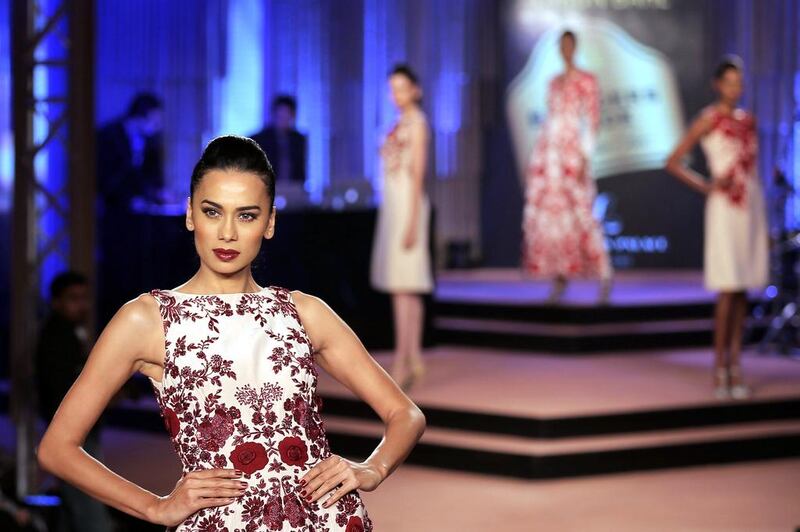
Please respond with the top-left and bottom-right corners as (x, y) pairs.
(433, 269), (769, 353)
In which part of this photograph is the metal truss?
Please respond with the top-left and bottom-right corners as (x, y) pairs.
(10, 0), (94, 498)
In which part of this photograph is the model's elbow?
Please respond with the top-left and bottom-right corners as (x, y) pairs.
(36, 435), (57, 474)
(37, 431), (69, 476)
(410, 405), (426, 439)
(664, 155), (682, 176)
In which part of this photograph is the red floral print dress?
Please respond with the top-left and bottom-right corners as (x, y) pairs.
(522, 69), (612, 279)
(148, 286), (372, 532)
(699, 107), (768, 291)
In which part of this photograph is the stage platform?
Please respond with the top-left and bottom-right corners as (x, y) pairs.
(317, 347), (800, 479)
(0, 270), (788, 481)
(433, 269), (769, 353)
(3, 345), (796, 481)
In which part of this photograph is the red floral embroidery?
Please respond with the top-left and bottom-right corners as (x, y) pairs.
(162, 407), (179, 438)
(346, 516), (365, 532)
(147, 288), (372, 531)
(283, 493), (307, 528)
(229, 442), (268, 475)
(197, 407), (235, 452)
(706, 108), (757, 208)
(263, 494), (283, 530)
(381, 122), (407, 175)
(522, 70), (610, 279)
(278, 437), (308, 467)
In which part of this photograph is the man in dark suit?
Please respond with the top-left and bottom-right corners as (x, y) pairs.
(36, 271), (114, 532)
(250, 95), (307, 185)
(96, 92), (164, 210)
(96, 92), (164, 325)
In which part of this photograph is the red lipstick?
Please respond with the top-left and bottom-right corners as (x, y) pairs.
(213, 248), (240, 262)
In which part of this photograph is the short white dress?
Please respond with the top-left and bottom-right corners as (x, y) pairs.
(699, 106), (769, 292)
(370, 110), (433, 294)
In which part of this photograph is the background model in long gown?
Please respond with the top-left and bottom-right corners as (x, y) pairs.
(521, 70), (612, 280)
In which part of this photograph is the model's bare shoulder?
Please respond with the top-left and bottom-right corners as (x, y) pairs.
(290, 290), (330, 324)
(290, 290), (344, 350)
(116, 293), (162, 330)
(96, 293), (164, 364)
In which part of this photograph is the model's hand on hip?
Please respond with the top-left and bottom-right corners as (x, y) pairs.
(299, 455), (383, 509)
(147, 468), (246, 526)
(712, 175), (734, 191)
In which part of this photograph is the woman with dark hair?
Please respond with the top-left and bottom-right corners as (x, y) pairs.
(666, 57), (768, 400)
(522, 30), (612, 304)
(38, 135), (426, 530)
(370, 64), (433, 389)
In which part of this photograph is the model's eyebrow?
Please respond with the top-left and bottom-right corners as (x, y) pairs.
(200, 199), (262, 211)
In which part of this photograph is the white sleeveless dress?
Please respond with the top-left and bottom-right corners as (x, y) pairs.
(370, 110), (434, 294)
(699, 107), (769, 292)
(148, 286), (372, 532)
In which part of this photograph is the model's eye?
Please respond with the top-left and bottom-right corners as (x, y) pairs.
(202, 208), (220, 218)
(239, 212), (258, 222)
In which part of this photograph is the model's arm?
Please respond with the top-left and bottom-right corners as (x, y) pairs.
(37, 295), (246, 526)
(665, 113), (716, 194)
(583, 75), (601, 156)
(403, 114), (429, 249)
(293, 292), (426, 507)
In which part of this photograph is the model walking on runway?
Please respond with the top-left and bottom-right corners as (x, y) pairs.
(38, 136), (426, 530)
(522, 30), (613, 304)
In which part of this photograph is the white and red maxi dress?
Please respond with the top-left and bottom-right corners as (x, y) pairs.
(522, 70), (612, 279)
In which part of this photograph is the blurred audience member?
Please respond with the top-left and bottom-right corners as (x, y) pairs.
(251, 95), (307, 185)
(97, 92), (165, 209)
(96, 92), (164, 325)
(36, 271), (114, 532)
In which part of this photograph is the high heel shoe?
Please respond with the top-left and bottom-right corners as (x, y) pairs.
(729, 366), (751, 400)
(713, 367), (730, 400)
(410, 361), (427, 384)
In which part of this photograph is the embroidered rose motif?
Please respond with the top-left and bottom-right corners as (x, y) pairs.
(283, 493), (307, 528)
(229, 442), (268, 475)
(263, 495), (284, 530)
(197, 408), (234, 451)
(162, 407), (179, 438)
(278, 437), (308, 467)
(346, 516), (365, 532)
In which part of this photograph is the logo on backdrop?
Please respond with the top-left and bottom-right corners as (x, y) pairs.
(595, 192), (669, 267)
(506, 18), (685, 181)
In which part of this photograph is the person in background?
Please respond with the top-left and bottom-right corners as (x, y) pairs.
(97, 92), (165, 209)
(521, 30), (613, 304)
(96, 92), (164, 325)
(251, 95), (307, 186)
(370, 64), (433, 389)
(666, 56), (768, 400)
(36, 271), (114, 532)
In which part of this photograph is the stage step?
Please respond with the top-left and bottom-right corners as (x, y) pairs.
(324, 416), (800, 479)
(432, 270), (767, 353)
(433, 301), (766, 353)
(319, 394), (800, 439)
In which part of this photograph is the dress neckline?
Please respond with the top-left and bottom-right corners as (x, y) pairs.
(161, 286), (270, 297)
